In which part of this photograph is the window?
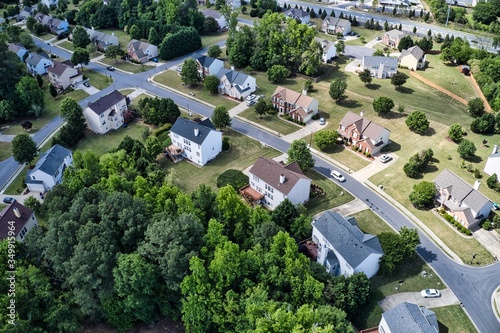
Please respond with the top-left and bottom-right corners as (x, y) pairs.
(253, 175), (260, 182)
(54, 169), (60, 178)
(196, 152), (200, 157)
(101, 114), (104, 118)
(19, 227), (28, 239)
(183, 139), (191, 146)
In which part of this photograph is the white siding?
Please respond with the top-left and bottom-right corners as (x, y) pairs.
(354, 253), (382, 279)
(16, 213), (38, 243)
(286, 178), (311, 205)
(83, 109), (104, 134)
(200, 130), (222, 165)
(484, 156), (500, 176)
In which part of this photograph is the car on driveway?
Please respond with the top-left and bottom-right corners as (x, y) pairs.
(421, 289), (441, 298)
(83, 81), (90, 87)
(380, 154), (392, 163)
(106, 66), (115, 71)
(331, 170), (346, 182)
(246, 100), (256, 107)
(319, 118), (325, 125)
(3, 197), (15, 204)
(376, 36), (382, 40)
(247, 94), (256, 101)
(176, 66), (183, 72)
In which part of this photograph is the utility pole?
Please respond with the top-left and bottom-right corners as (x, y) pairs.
(445, 2), (451, 26)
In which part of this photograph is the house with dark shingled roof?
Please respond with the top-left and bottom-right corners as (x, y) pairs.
(192, 53), (224, 78)
(0, 202), (39, 242)
(26, 144), (73, 193)
(83, 90), (127, 134)
(379, 301), (439, 333)
(216, 68), (256, 100)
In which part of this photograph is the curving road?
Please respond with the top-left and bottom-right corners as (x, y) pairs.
(1, 32), (499, 332)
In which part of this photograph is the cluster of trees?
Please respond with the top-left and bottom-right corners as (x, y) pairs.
(397, 35), (433, 52)
(472, 0), (500, 25)
(473, 53), (500, 112)
(428, 0), (468, 25)
(378, 227), (420, 274)
(138, 96), (180, 126)
(440, 36), (473, 65)
(52, 97), (87, 148)
(403, 148), (434, 178)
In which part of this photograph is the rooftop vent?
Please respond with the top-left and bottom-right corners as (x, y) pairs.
(13, 208), (21, 219)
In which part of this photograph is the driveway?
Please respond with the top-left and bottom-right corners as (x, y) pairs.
(77, 82), (100, 95)
(345, 59), (361, 73)
(351, 154), (399, 182)
(379, 289), (459, 311)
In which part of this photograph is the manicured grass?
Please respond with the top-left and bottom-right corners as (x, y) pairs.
(238, 109), (300, 135)
(304, 169), (354, 215)
(120, 89), (135, 96)
(248, 70), (305, 101)
(84, 69), (113, 90)
(129, 93), (149, 110)
(0, 142), (12, 161)
(433, 305), (478, 333)
(310, 141), (372, 172)
(158, 129), (280, 193)
(201, 32), (228, 48)
(4, 166), (27, 195)
(0, 204), (6, 211)
(351, 209), (396, 235)
(345, 26), (384, 46)
(100, 57), (155, 73)
(58, 41), (74, 51)
(153, 70), (238, 110)
(36, 33), (55, 41)
(100, 29), (131, 48)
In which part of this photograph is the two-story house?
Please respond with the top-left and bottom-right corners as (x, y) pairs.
(25, 52), (53, 75)
(217, 68), (256, 100)
(321, 17), (351, 36)
(84, 27), (119, 51)
(193, 53), (224, 78)
(35, 13), (69, 35)
(126, 39), (158, 63)
(398, 45), (426, 71)
(382, 29), (409, 48)
(0, 202), (38, 243)
(434, 169), (493, 229)
(18, 6), (33, 21)
(272, 86), (319, 123)
(200, 9), (227, 29)
(338, 111), (391, 155)
(169, 117), (222, 166)
(484, 145), (500, 177)
(379, 302), (439, 333)
(8, 43), (29, 62)
(41, 0), (58, 7)
(319, 39), (337, 63)
(311, 211), (383, 278)
(245, 157), (311, 209)
(47, 60), (83, 91)
(25, 144), (73, 193)
(83, 90), (127, 134)
(283, 8), (310, 24)
(361, 56), (398, 79)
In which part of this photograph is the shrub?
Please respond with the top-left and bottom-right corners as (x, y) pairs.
(486, 173), (498, 189)
(216, 169), (248, 190)
(473, 169), (482, 178)
(482, 220), (491, 230)
(154, 122), (172, 138)
(222, 137), (230, 151)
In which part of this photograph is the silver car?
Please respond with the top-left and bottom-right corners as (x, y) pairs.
(421, 289), (441, 298)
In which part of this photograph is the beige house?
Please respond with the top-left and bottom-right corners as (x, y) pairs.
(216, 68), (256, 100)
(321, 17), (351, 36)
(382, 30), (409, 48)
(48, 60), (83, 92)
(272, 86), (319, 123)
(0, 202), (38, 243)
(83, 90), (127, 134)
(126, 40), (158, 63)
(398, 45), (426, 70)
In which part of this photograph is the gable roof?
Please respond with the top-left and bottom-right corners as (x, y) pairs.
(28, 144), (72, 178)
(127, 39), (154, 51)
(339, 111), (389, 139)
(193, 53), (220, 68)
(323, 17), (350, 27)
(249, 157), (310, 195)
(216, 68), (251, 86)
(284, 8), (309, 18)
(8, 43), (27, 54)
(382, 302), (439, 333)
(47, 60), (73, 76)
(312, 211), (383, 268)
(385, 29), (407, 38)
(25, 52), (51, 67)
(0, 202), (34, 239)
(87, 90), (125, 115)
(400, 45), (424, 60)
(272, 86), (316, 110)
(171, 117), (220, 145)
(362, 56), (398, 68)
(434, 169), (491, 213)
(200, 8), (223, 19)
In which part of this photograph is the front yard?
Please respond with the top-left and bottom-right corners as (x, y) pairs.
(310, 140), (372, 172)
(201, 32), (228, 48)
(84, 70), (113, 90)
(433, 305), (478, 333)
(304, 170), (354, 215)
(58, 40), (74, 51)
(100, 57), (155, 73)
(238, 109), (301, 136)
(0, 142), (11, 161)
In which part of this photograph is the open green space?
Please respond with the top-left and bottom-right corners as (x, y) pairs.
(304, 169), (354, 215)
(310, 140), (372, 172)
(344, 26), (384, 46)
(433, 305), (477, 333)
(0, 142), (12, 161)
(153, 70), (238, 110)
(36, 33), (55, 41)
(58, 41), (74, 51)
(351, 209), (396, 235)
(158, 129), (280, 193)
(201, 32), (228, 48)
(120, 89), (135, 96)
(238, 109), (300, 135)
(100, 29), (131, 48)
(84, 69), (113, 90)
(249, 70), (305, 99)
(100, 57), (155, 73)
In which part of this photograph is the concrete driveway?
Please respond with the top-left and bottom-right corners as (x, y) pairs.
(345, 59), (362, 73)
(77, 82), (100, 95)
(351, 154), (399, 182)
(379, 289), (459, 311)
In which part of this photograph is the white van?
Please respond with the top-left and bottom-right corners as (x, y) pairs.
(331, 170), (346, 182)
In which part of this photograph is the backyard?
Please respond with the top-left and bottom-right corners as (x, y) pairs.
(238, 108), (301, 136)
(201, 32), (228, 48)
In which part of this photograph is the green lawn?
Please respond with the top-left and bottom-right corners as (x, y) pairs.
(100, 29), (131, 48)
(0, 142), (12, 161)
(84, 70), (113, 90)
(310, 141), (372, 172)
(100, 57), (155, 73)
(4, 166), (27, 195)
(433, 305), (478, 333)
(36, 33), (55, 41)
(129, 93), (149, 110)
(153, 70), (239, 110)
(351, 209), (396, 235)
(58, 41), (74, 51)
(238, 109), (301, 135)
(158, 129), (280, 193)
(201, 32), (228, 48)
(345, 26), (384, 46)
(120, 89), (135, 96)
(0, 204), (6, 211)
(249, 70), (305, 101)
(304, 169), (354, 215)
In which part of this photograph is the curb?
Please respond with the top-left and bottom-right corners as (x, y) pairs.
(234, 115), (280, 136)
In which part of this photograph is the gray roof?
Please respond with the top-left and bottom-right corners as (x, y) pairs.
(385, 29), (407, 38)
(88, 90), (125, 115)
(217, 68), (250, 86)
(312, 211), (383, 268)
(434, 169), (492, 213)
(170, 117), (219, 145)
(284, 8), (309, 18)
(8, 43), (27, 54)
(47, 60), (72, 76)
(400, 45), (425, 60)
(339, 111), (389, 140)
(193, 53), (220, 68)
(27, 144), (71, 178)
(25, 52), (51, 67)
(362, 56), (398, 68)
(323, 17), (350, 27)
(382, 302), (438, 333)
(200, 9), (223, 19)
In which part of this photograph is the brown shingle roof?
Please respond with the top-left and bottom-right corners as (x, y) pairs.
(272, 86), (315, 110)
(0, 202), (33, 240)
(339, 111), (388, 140)
(48, 61), (71, 76)
(88, 90), (125, 115)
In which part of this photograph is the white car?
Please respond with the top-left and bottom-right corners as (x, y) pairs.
(247, 94), (256, 101)
(380, 154), (392, 163)
(246, 100), (256, 107)
(421, 289), (441, 298)
(331, 170), (346, 182)
(176, 66), (183, 72)
(319, 118), (325, 125)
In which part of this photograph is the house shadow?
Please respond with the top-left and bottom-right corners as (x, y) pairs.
(383, 140), (401, 153)
(366, 83), (381, 90)
(396, 86), (414, 94)
(437, 322), (449, 333)
(416, 245), (438, 263)
(342, 99), (363, 108)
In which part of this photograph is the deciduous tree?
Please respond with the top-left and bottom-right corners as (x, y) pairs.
(12, 134), (37, 166)
(181, 58), (201, 86)
(211, 105), (231, 130)
(314, 130), (338, 151)
(359, 69), (372, 85)
(204, 75), (220, 94)
(457, 139), (476, 160)
(329, 79), (347, 104)
(409, 181), (435, 209)
(72, 26), (91, 49)
(71, 48), (90, 71)
(448, 123), (463, 142)
(207, 44), (222, 58)
(405, 110), (429, 133)
(287, 139), (314, 171)
(16, 76), (44, 116)
(254, 99), (267, 118)
(104, 45), (122, 63)
(267, 64), (289, 83)
(468, 97), (485, 117)
(372, 96), (394, 115)
(390, 72), (408, 88)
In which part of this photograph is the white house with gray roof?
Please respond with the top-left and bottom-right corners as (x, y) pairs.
(193, 53), (224, 78)
(26, 144), (73, 193)
(83, 90), (127, 134)
(484, 145), (500, 177)
(83, 27), (119, 51)
(283, 8), (310, 24)
(379, 302), (439, 333)
(312, 211), (383, 278)
(319, 39), (337, 63)
(434, 169), (493, 229)
(25, 52), (53, 75)
(321, 17), (351, 36)
(169, 117), (222, 166)
(361, 56), (398, 79)
(200, 9), (227, 29)
(217, 68), (256, 100)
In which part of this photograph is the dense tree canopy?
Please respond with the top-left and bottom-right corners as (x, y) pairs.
(12, 133), (38, 165)
(405, 110), (430, 133)
(329, 79), (348, 103)
(409, 181), (436, 209)
(287, 139), (315, 171)
(314, 130), (338, 151)
(138, 96), (180, 126)
(211, 105), (231, 129)
(372, 96), (394, 115)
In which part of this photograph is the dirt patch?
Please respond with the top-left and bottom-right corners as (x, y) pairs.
(409, 71), (468, 106)
(82, 319), (184, 333)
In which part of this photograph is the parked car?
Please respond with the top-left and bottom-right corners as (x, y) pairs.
(247, 94), (256, 101)
(421, 289), (441, 298)
(319, 118), (325, 125)
(331, 170), (346, 182)
(3, 197), (15, 204)
(176, 66), (183, 72)
(246, 100), (256, 107)
(376, 36), (382, 40)
(83, 81), (90, 87)
(106, 66), (115, 71)
(151, 57), (158, 63)
(380, 154), (392, 163)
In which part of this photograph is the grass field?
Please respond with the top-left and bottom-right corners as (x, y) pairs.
(238, 109), (301, 135)
(201, 32), (228, 48)
(36, 33), (55, 41)
(433, 305), (478, 333)
(4, 166), (27, 195)
(344, 26), (384, 46)
(304, 169), (354, 215)
(0, 142), (12, 161)
(84, 70), (113, 90)
(58, 41), (74, 51)
(100, 57), (155, 73)
(351, 209), (397, 234)
(310, 140), (372, 172)
(153, 70), (239, 109)
(158, 129), (280, 193)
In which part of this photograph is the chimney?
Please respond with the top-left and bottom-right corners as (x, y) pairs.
(360, 111), (364, 117)
(231, 66), (234, 71)
(13, 207), (21, 219)
(279, 174), (286, 184)
(493, 145), (499, 155)
(194, 128), (199, 136)
(302, 89), (307, 96)
(112, 32), (115, 37)
(91, 26), (94, 31)
(473, 180), (481, 191)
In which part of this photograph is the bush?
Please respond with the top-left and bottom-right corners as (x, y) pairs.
(249, 8), (258, 17)
(473, 169), (482, 178)
(222, 137), (230, 151)
(482, 220), (491, 230)
(216, 169), (248, 190)
(486, 173), (498, 189)
(154, 123), (172, 138)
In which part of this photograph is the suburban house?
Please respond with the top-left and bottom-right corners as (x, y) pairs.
(25, 52), (53, 75)
(398, 45), (426, 70)
(244, 157), (311, 209)
(379, 0), (411, 7)
(84, 27), (119, 51)
(168, 117), (222, 166)
(17, 6), (33, 21)
(361, 56), (398, 79)
(126, 39), (158, 63)
(200, 9), (227, 29)
(47, 60), (83, 91)
(382, 29), (409, 48)
(83, 90), (127, 134)
(193, 53), (224, 78)
(320, 39), (337, 63)
(311, 211), (383, 278)
(484, 145), (500, 177)
(34, 13), (69, 35)
(41, 0), (58, 7)
(8, 43), (29, 62)
(25, 144), (73, 193)
(216, 68), (256, 100)
(272, 86), (319, 123)
(283, 8), (310, 24)
(321, 17), (351, 36)
(378, 302), (439, 333)
(226, 0), (241, 9)
(0, 202), (38, 243)
(337, 111), (391, 155)
(434, 169), (493, 229)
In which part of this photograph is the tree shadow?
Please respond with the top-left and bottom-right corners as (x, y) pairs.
(467, 155), (483, 163)
(422, 127), (436, 136)
(342, 99), (363, 108)
(416, 245), (438, 263)
(366, 83), (381, 90)
(396, 86), (414, 94)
